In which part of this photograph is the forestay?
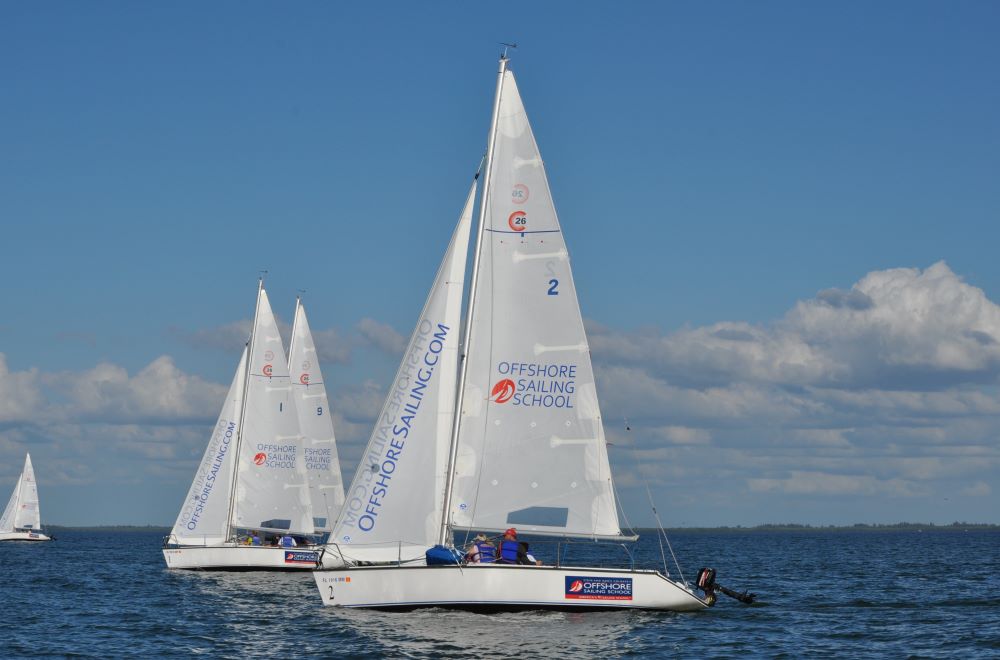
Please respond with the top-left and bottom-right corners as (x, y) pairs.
(169, 349), (246, 546)
(289, 300), (345, 532)
(331, 180), (475, 561)
(450, 69), (624, 540)
(233, 287), (314, 535)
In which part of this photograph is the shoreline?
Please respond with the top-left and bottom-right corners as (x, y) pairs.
(41, 522), (999, 533)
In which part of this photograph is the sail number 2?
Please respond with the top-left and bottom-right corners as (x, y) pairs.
(545, 259), (560, 296)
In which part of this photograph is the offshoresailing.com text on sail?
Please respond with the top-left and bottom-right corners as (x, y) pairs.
(341, 320), (449, 535)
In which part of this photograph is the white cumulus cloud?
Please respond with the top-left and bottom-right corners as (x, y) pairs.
(357, 318), (407, 356)
(589, 262), (1000, 522)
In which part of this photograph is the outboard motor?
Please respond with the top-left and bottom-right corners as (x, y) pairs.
(696, 567), (755, 605)
(696, 567), (718, 606)
(697, 567), (716, 591)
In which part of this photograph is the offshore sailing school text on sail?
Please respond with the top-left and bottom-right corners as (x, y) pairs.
(492, 360), (577, 409)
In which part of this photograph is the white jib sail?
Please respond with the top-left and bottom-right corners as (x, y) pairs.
(451, 68), (624, 539)
(289, 299), (345, 532)
(233, 287), (314, 534)
(0, 474), (23, 533)
(331, 179), (475, 560)
(170, 348), (246, 546)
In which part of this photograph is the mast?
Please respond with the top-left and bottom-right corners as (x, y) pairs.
(225, 276), (264, 543)
(437, 55), (508, 546)
(289, 294), (302, 365)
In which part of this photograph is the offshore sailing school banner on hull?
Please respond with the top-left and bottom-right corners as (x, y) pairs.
(564, 576), (633, 601)
(284, 550), (319, 565)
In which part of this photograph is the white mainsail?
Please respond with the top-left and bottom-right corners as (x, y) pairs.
(169, 349), (246, 546)
(449, 68), (624, 540)
(232, 286), (314, 535)
(330, 179), (476, 561)
(15, 454), (41, 530)
(289, 299), (345, 532)
(1, 454), (42, 532)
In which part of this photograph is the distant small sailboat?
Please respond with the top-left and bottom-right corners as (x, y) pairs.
(313, 55), (711, 611)
(163, 280), (329, 570)
(0, 453), (52, 542)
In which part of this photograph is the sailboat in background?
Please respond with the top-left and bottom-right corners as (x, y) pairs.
(0, 454), (52, 542)
(313, 56), (711, 610)
(288, 297), (345, 535)
(163, 280), (321, 569)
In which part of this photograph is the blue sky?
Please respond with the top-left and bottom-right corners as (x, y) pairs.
(1, 1), (997, 525)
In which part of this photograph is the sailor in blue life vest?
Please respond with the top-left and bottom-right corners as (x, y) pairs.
(250, 531), (261, 546)
(464, 533), (496, 563)
(279, 534), (297, 548)
(497, 528), (525, 564)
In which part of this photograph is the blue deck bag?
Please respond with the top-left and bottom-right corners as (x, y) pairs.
(425, 545), (462, 565)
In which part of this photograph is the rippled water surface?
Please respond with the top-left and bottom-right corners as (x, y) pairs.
(2, 529), (998, 657)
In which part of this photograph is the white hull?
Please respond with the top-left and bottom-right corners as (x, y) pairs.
(0, 530), (52, 542)
(317, 543), (429, 569)
(314, 564), (709, 612)
(163, 544), (321, 570)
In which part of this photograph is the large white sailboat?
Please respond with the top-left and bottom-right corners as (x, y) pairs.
(163, 280), (323, 570)
(0, 453), (52, 542)
(313, 56), (711, 611)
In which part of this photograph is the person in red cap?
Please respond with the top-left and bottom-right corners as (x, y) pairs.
(497, 528), (521, 564)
